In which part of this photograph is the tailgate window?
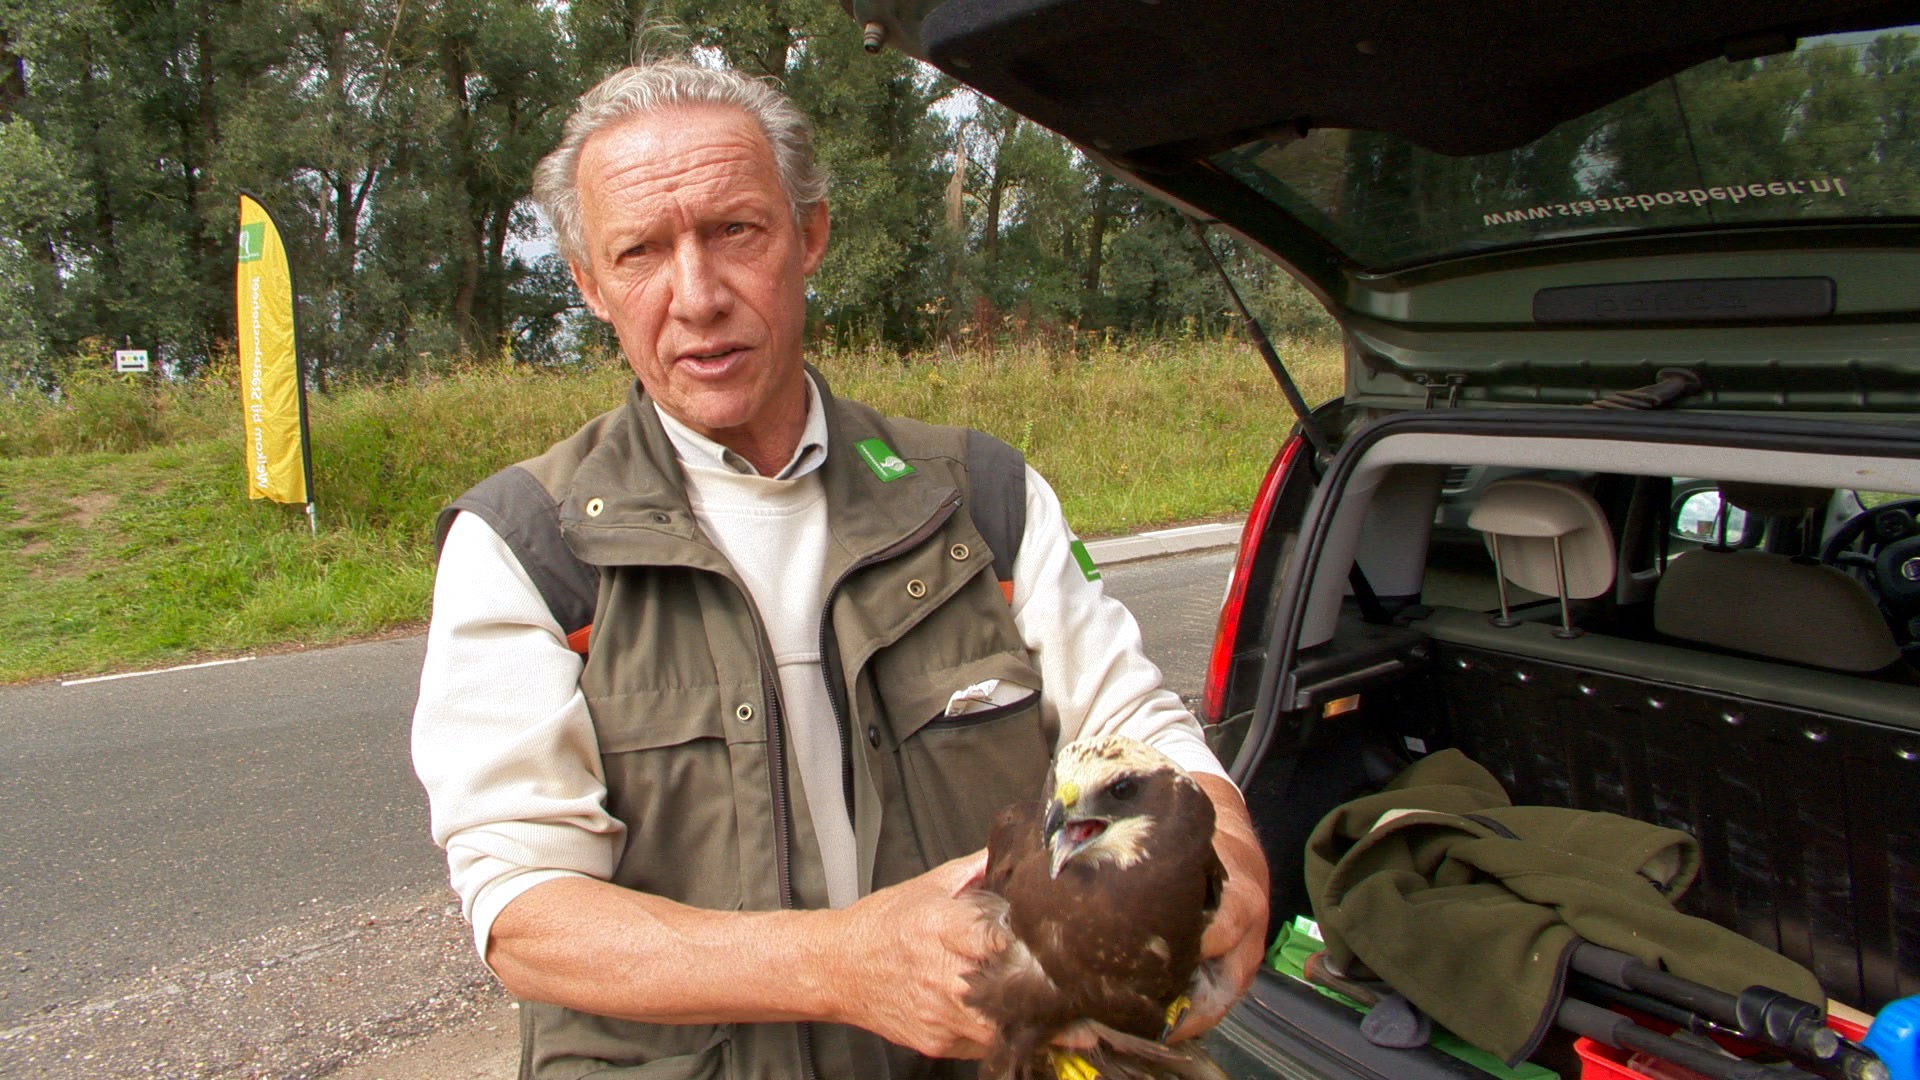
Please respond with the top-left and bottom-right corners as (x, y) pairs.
(1213, 26), (1920, 268)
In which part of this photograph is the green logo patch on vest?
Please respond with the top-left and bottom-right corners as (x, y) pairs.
(1069, 539), (1101, 581)
(854, 438), (916, 482)
(237, 222), (265, 262)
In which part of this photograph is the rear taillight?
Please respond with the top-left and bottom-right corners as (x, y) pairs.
(1202, 435), (1306, 723)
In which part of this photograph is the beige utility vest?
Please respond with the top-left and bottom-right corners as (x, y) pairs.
(466, 382), (1054, 1079)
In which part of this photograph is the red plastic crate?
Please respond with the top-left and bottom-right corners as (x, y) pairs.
(1575, 1012), (1867, 1080)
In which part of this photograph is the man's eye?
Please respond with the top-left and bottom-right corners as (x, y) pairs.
(721, 222), (749, 237)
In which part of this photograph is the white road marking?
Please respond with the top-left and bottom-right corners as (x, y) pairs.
(1140, 524), (1239, 540)
(61, 657), (256, 687)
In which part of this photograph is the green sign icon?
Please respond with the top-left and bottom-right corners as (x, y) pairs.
(854, 438), (915, 482)
(1070, 539), (1102, 581)
(238, 222), (265, 262)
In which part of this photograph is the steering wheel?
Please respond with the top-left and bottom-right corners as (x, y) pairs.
(1820, 497), (1920, 645)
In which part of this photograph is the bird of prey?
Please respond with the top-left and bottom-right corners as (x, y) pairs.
(964, 735), (1231, 1080)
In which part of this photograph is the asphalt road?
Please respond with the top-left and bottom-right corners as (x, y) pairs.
(0, 546), (1234, 1042)
(1101, 548), (1233, 704)
(0, 638), (443, 1028)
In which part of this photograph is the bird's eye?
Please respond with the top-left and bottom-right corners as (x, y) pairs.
(1109, 777), (1138, 801)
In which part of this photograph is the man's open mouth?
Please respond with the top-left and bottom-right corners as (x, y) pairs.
(679, 346), (747, 367)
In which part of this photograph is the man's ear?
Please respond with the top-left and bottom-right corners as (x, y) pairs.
(800, 202), (830, 277)
(569, 261), (612, 322)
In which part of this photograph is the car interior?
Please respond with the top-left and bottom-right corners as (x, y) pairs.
(1221, 423), (1920, 1073)
(840, 0), (1920, 1071)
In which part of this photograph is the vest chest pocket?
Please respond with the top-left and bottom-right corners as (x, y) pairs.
(876, 654), (1054, 864)
(589, 687), (752, 912)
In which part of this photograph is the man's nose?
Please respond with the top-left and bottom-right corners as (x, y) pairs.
(666, 238), (733, 323)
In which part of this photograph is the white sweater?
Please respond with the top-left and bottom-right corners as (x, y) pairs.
(411, 382), (1227, 962)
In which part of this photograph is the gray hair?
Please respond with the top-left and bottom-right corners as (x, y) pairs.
(532, 60), (829, 266)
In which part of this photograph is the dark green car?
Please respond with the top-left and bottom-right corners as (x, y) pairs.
(845, 2), (1920, 1077)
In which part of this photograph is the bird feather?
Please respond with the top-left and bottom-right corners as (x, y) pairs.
(964, 737), (1231, 1080)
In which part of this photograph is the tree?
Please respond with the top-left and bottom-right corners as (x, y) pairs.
(417, 0), (571, 357)
(1, 0), (236, 372)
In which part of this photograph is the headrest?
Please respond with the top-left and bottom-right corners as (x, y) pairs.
(1718, 482), (1829, 519)
(1468, 477), (1615, 600)
(1655, 551), (1899, 673)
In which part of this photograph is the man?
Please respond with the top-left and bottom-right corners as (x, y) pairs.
(412, 60), (1268, 1078)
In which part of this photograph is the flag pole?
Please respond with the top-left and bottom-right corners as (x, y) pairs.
(276, 192), (318, 535)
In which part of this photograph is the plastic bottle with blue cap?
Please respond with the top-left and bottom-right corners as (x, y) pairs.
(1865, 997), (1920, 1080)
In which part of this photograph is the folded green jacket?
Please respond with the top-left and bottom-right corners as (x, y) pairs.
(1304, 749), (1824, 1066)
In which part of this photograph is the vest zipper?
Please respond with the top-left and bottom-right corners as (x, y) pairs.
(746, 594), (818, 1080)
(760, 648), (796, 911)
(818, 493), (965, 834)
(765, 489), (961, 1080)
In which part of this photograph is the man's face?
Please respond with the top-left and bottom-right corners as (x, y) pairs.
(569, 104), (829, 462)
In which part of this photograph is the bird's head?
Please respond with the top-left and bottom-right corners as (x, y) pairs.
(1043, 736), (1196, 878)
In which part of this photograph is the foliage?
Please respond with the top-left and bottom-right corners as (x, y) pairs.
(2, 6), (1912, 383)
(0, 336), (1339, 682)
(0, 0), (1340, 394)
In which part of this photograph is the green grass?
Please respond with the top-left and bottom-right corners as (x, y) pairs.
(1858, 490), (1915, 509)
(0, 334), (1339, 683)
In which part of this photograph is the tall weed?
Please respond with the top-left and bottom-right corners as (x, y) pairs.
(0, 334), (1339, 681)
(1, 368), (238, 457)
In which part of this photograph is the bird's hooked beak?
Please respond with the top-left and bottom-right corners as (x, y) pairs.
(1043, 780), (1109, 879)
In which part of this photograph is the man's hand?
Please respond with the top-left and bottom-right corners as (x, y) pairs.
(489, 855), (1004, 1052)
(822, 851), (1003, 1058)
(1170, 772), (1270, 1042)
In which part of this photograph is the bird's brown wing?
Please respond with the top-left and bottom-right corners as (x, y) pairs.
(966, 777), (1233, 1079)
(967, 800), (1070, 1078)
(982, 799), (1046, 894)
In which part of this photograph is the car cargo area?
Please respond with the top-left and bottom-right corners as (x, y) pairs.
(1246, 602), (1920, 1010)
(1220, 416), (1920, 1076)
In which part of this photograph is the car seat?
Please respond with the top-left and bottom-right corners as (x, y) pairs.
(1467, 477), (1617, 638)
(1655, 483), (1903, 676)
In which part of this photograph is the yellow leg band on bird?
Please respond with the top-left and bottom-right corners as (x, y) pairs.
(1049, 1048), (1103, 1080)
(1161, 994), (1193, 1039)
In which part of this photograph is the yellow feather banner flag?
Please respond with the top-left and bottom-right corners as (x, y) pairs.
(235, 193), (314, 518)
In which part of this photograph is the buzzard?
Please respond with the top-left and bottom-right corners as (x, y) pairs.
(964, 735), (1231, 1080)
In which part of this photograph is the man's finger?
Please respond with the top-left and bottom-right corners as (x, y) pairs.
(943, 1036), (991, 1060)
(1200, 891), (1258, 956)
(942, 850), (990, 896)
(1200, 911), (1248, 956)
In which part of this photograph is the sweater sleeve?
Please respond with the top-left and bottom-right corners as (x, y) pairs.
(1008, 466), (1228, 782)
(410, 511), (625, 963)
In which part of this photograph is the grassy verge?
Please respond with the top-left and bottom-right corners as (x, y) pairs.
(0, 334), (1338, 683)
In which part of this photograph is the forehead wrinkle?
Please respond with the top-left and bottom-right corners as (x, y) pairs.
(593, 138), (770, 202)
(577, 109), (784, 245)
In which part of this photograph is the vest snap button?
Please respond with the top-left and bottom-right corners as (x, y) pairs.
(949, 543), (970, 561)
(735, 703), (754, 723)
(906, 579), (927, 599)
(585, 497), (605, 517)
(867, 725), (881, 748)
